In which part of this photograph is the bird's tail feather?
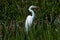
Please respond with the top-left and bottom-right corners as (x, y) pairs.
(25, 22), (28, 34)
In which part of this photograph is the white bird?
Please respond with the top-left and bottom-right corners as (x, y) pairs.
(25, 5), (38, 33)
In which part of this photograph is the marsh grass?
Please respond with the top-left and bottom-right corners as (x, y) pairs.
(0, 0), (60, 40)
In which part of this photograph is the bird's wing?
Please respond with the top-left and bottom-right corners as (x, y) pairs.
(26, 15), (33, 25)
(25, 15), (33, 33)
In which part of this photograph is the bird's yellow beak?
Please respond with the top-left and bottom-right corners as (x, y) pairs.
(33, 6), (39, 8)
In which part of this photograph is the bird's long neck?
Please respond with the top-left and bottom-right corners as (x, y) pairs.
(31, 10), (34, 18)
(29, 9), (35, 18)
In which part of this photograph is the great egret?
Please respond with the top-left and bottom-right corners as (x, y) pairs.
(25, 5), (38, 33)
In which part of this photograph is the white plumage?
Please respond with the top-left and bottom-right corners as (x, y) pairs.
(25, 5), (38, 33)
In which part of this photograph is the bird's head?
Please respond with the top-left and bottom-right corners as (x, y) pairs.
(28, 5), (38, 11)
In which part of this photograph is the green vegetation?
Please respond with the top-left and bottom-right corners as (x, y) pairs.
(0, 0), (60, 40)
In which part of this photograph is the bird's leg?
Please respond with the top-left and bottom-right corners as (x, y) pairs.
(25, 31), (30, 40)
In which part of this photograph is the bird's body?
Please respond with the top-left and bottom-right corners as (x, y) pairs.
(25, 5), (37, 33)
(25, 15), (33, 33)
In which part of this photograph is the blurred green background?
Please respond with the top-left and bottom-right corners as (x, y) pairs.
(0, 0), (60, 40)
